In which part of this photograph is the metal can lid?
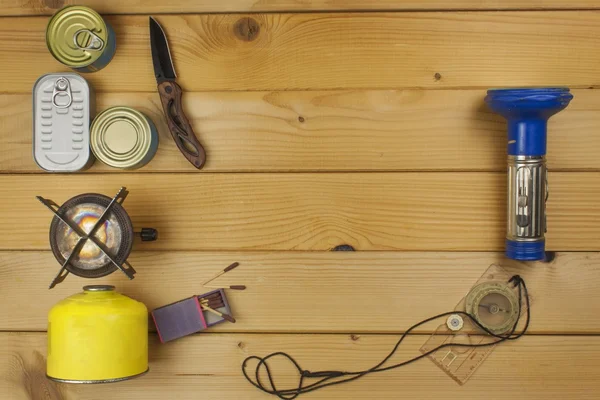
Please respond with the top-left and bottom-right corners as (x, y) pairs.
(91, 106), (156, 169)
(46, 6), (108, 68)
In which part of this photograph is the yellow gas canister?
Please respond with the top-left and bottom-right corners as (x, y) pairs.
(47, 285), (148, 383)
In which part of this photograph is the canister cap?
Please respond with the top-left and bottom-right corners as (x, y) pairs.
(505, 239), (545, 261)
(83, 285), (115, 292)
(91, 106), (157, 169)
(46, 6), (108, 68)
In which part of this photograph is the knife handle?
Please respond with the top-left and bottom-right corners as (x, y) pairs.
(157, 81), (206, 169)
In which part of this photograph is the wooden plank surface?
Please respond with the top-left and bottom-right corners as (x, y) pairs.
(1, 251), (597, 334)
(2, 1), (599, 399)
(2, 333), (599, 399)
(3, 0), (600, 16)
(4, 12), (600, 93)
(0, 173), (599, 252)
(2, 89), (599, 173)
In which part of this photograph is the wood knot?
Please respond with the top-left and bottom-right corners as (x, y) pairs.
(45, 0), (65, 9)
(434, 72), (442, 81)
(234, 17), (260, 42)
(332, 244), (355, 252)
(350, 334), (361, 341)
(298, 116), (305, 123)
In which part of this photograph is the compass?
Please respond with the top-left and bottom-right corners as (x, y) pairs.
(465, 282), (519, 335)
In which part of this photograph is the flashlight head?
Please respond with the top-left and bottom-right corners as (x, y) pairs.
(485, 88), (573, 156)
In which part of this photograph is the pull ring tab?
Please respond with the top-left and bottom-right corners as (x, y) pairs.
(73, 29), (104, 51)
(52, 77), (72, 109)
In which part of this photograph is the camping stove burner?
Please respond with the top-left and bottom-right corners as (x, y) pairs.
(54, 201), (125, 271)
(37, 187), (157, 289)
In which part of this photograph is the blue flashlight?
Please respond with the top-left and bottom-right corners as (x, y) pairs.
(485, 88), (573, 261)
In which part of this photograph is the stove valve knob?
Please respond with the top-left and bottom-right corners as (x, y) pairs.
(139, 228), (158, 242)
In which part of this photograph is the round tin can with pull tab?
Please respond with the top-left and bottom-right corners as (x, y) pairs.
(91, 106), (159, 169)
(46, 6), (116, 72)
(47, 285), (149, 383)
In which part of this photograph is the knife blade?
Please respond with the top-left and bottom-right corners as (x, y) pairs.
(149, 16), (206, 169)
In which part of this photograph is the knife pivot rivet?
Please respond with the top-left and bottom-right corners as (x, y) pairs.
(165, 86), (172, 94)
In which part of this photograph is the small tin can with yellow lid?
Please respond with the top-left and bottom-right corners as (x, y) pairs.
(46, 5), (116, 72)
(91, 106), (159, 169)
(47, 285), (149, 383)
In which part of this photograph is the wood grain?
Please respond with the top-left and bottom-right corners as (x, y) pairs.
(1, 173), (599, 251)
(2, 0), (600, 16)
(2, 333), (599, 399)
(2, 3), (599, 400)
(4, 12), (600, 92)
(1, 251), (598, 333)
(3, 89), (600, 173)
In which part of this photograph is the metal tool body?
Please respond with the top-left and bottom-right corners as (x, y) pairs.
(37, 187), (158, 288)
(485, 88), (573, 261)
(38, 187), (136, 288)
(47, 285), (148, 383)
(91, 106), (159, 169)
(46, 6), (116, 72)
(149, 17), (206, 169)
(33, 73), (94, 171)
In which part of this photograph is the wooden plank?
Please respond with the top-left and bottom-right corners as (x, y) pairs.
(1, 251), (598, 333)
(0, 173), (598, 251)
(3, 89), (599, 173)
(2, 0), (600, 16)
(2, 332), (599, 399)
(3, 12), (600, 92)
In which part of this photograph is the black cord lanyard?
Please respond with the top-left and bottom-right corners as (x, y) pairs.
(242, 275), (530, 400)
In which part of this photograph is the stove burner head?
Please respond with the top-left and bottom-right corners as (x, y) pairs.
(37, 187), (156, 289)
(49, 193), (134, 278)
